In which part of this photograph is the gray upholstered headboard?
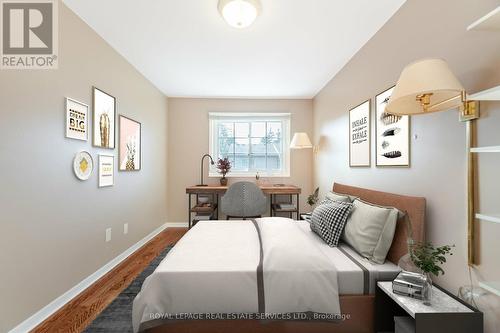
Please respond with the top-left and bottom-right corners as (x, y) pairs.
(333, 183), (426, 264)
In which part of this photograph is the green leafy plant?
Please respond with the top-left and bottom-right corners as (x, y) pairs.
(307, 187), (319, 207)
(410, 242), (454, 276)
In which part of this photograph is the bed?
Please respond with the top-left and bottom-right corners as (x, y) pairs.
(133, 183), (425, 333)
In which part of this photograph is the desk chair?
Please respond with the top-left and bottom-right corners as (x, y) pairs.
(220, 181), (267, 219)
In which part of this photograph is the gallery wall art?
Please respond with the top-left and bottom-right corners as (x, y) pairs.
(349, 100), (371, 167)
(119, 115), (141, 171)
(65, 98), (88, 141)
(93, 87), (116, 149)
(98, 154), (114, 187)
(73, 151), (93, 180)
(375, 86), (410, 167)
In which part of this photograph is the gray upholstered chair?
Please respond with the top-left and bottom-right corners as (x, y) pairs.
(220, 181), (267, 219)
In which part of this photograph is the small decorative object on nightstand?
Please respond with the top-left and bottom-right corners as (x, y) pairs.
(376, 281), (482, 333)
(398, 213), (421, 274)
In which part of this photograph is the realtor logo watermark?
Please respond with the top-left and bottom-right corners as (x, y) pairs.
(1, 0), (58, 69)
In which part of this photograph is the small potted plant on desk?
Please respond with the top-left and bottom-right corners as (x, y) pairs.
(410, 242), (454, 305)
(216, 157), (231, 186)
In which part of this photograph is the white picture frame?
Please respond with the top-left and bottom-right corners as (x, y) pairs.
(349, 100), (371, 167)
(98, 154), (114, 187)
(375, 86), (410, 167)
(65, 98), (88, 141)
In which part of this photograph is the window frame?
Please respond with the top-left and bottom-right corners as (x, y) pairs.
(208, 112), (291, 178)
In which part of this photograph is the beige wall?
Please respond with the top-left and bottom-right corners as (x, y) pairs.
(0, 4), (168, 331)
(167, 98), (313, 222)
(313, 0), (500, 331)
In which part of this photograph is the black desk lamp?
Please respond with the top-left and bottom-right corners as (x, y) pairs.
(196, 154), (215, 186)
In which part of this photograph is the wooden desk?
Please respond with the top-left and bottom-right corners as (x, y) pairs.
(186, 184), (301, 227)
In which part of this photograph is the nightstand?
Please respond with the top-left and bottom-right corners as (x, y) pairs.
(299, 212), (311, 221)
(375, 281), (482, 333)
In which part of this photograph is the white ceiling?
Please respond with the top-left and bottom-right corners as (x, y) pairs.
(63, 0), (406, 99)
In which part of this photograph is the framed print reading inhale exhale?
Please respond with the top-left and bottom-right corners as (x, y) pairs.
(375, 86), (410, 167)
(93, 87), (116, 149)
(349, 100), (371, 167)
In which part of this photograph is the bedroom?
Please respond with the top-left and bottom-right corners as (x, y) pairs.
(1, 0), (499, 332)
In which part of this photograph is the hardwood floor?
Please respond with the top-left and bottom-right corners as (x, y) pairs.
(32, 227), (187, 333)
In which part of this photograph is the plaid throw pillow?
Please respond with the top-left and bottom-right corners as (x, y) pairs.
(310, 201), (353, 247)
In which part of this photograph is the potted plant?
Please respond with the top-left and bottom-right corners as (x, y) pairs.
(410, 242), (454, 305)
(216, 157), (231, 186)
(307, 187), (320, 210)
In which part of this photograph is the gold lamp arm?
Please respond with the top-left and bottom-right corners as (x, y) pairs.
(416, 90), (479, 121)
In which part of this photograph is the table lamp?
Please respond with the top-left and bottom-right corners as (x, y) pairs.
(290, 132), (313, 149)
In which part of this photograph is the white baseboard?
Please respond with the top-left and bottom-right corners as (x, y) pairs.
(9, 222), (176, 333)
(165, 222), (189, 227)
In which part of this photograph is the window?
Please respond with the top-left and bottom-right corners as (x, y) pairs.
(209, 113), (291, 177)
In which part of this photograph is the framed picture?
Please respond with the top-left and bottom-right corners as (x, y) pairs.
(93, 87), (116, 149)
(375, 86), (410, 167)
(98, 154), (114, 187)
(73, 151), (93, 180)
(65, 98), (88, 141)
(119, 115), (141, 171)
(349, 100), (371, 167)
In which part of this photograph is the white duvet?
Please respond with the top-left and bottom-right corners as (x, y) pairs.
(132, 218), (341, 332)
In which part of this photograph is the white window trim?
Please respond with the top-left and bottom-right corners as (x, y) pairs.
(208, 112), (291, 178)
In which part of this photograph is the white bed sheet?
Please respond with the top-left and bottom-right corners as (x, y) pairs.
(132, 219), (342, 332)
(296, 221), (401, 295)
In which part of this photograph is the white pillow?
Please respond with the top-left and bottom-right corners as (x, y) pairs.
(342, 199), (398, 264)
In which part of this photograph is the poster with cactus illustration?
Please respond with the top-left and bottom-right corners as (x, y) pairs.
(376, 86), (410, 167)
(119, 115), (141, 171)
(92, 87), (116, 149)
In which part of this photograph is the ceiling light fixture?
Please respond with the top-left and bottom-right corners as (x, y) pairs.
(218, 0), (261, 29)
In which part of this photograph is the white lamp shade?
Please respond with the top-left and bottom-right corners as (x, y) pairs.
(386, 58), (465, 115)
(218, 0), (261, 29)
(290, 132), (313, 149)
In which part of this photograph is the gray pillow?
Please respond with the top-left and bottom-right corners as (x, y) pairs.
(325, 191), (352, 203)
(342, 199), (398, 264)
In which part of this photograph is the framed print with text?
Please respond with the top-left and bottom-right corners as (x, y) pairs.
(349, 100), (371, 167)
(65, 98), (88, 141)
(98, 154), (114, 187)
(375, 86), (410, 167)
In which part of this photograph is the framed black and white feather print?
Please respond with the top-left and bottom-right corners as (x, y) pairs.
(375, 86), (410, 167)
